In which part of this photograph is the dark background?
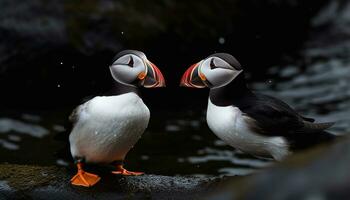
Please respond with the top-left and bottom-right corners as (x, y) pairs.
(0, 0), (335, 111)
(0, 0), (350, 185)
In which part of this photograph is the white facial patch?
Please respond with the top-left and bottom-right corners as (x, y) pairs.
(200, 57), (242, 89)
(109, 54), (146, 87)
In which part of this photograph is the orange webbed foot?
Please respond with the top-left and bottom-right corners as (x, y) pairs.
(70, 163), (100, 187)
(111, 164), (144, 176)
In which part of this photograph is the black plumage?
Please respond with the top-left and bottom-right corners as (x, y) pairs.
(209, 71), (335, 150)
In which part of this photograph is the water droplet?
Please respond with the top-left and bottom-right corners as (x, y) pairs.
(121, 31), (124, 35)
(57, 84), (61, 88)
(60, 62), (63, 65)
(218, 37), (225, 44)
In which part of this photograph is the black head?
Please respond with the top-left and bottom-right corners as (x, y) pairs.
(110, 50), (165, 88)
(180, 52), (243, 89)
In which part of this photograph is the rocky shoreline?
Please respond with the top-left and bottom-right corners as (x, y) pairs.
(0, 163), (222, 200)
(1, 135), (349, 200)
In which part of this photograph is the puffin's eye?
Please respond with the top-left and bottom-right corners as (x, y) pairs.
(210, 58), (218, 69)
(127, 56), (134, 67)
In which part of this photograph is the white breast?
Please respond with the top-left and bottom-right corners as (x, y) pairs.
(69, 92), (150, 163)
(206, 98), (290, 161)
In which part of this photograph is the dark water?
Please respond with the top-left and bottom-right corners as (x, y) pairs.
(0, 107), (271, 176)
(1, 54), (349, 176)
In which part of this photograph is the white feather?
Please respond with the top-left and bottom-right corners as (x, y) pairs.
(206, 98), (290, 161)
(69, 92), (150, 163)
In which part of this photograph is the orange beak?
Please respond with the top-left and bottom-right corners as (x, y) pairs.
(180, 62), (207, 88)
(141, 60), (166, 88)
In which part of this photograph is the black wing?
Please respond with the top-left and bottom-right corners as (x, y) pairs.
(240, 94), (334, 136)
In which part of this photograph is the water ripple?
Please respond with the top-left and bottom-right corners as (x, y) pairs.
(0, 118), (49, 138)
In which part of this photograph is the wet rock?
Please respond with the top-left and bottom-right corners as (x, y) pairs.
(206, 136), (350, 200)
(0, 0), (327, 62)
(306, 0), (350, 58)
(1, 137), (349, 199)
(0, 164), (221, 200)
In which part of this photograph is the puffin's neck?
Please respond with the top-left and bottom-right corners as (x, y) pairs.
(107, 82), (140, 96)
(209, 72), (253, 106)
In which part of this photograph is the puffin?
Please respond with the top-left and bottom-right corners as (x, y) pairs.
(180, 53), (335, 161)
(69, 50), (165, 187)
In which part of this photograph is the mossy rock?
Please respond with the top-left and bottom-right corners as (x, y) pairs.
(0, 163), (222, 199)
